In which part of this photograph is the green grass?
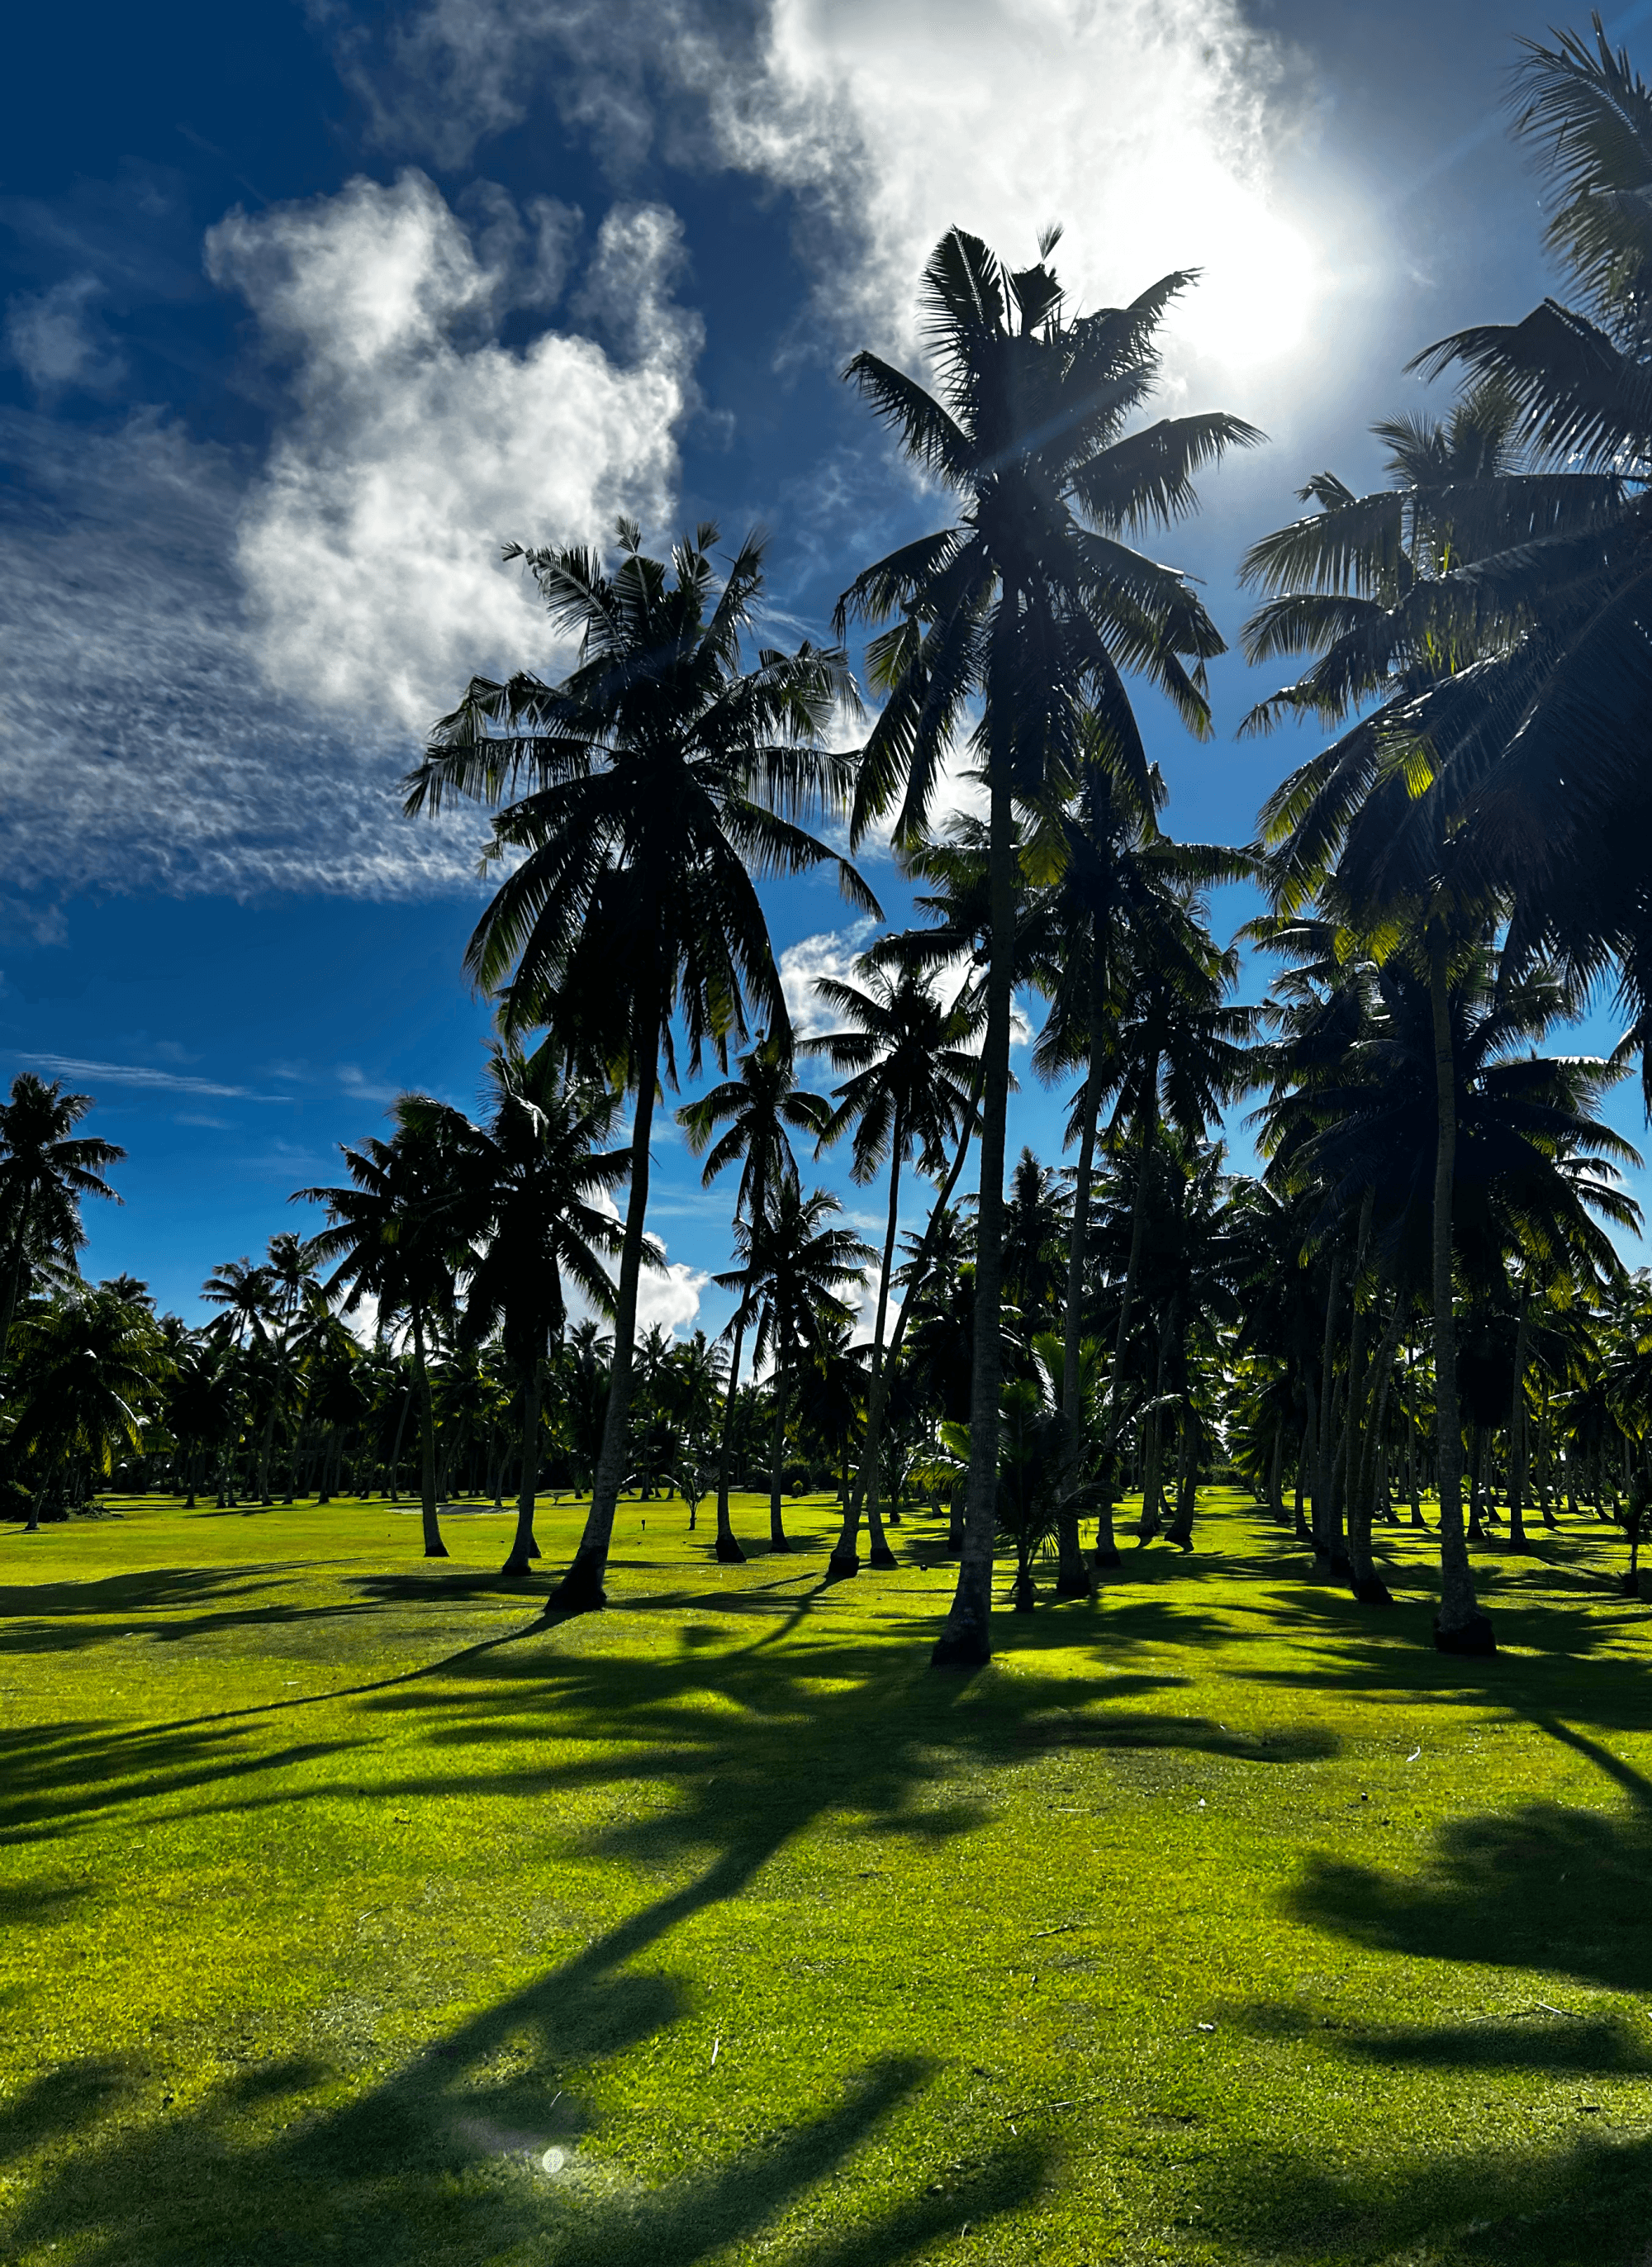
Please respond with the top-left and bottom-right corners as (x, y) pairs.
(2, 1485), (1651, 2265)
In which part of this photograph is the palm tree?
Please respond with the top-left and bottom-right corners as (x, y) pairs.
(11, 1287), (169, 1528)
(264, 1233), (321, 1327)
(1030, 744), (1252, 1589)
(202, 1257), (276, 1348)
(460, 1043), (627, 1575)
(0, 1076), (124, 1353)
(678, 1034), (832, 1562)
(805, 962), (977, 1575)
(298, 1100), (475, 1558)
(838, 226), (1258, 1662)
(716, 1186), (875, 1553)
(406, 521), (876, 1612)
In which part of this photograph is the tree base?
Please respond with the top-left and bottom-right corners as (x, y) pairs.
(868, 1544), (898, 1570)
(500, 1556), (534, 1578)
(931, 1625), (990, 1668)
(1621, 1570), (1644, 1598)
(424, 1542), (450, 1560)
(827, 1551), (859, 1578)
(714, 1534), (747, 1563)
(1054, 1569), (1092, 1599)
(768, 1536), (791, 1554)
(1089, 1546), (1122, 1571)
(1434, 1610), (1496, 1656)
(546, 1552), (607, 1615)
(1351, 1574), (1393, 1606)
(1314, 1549), (1353, 1583)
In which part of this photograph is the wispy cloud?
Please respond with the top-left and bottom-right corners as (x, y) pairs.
(0, 171), (700, 908)
(6, 1053), (292, 1100)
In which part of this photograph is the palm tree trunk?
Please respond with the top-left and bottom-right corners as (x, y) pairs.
(1056, 1029), (1105, 1597)
(1294, 1419), (1313, 1541)
(551, 997), (660, 1613)
(932, 763), (1016, 1666)
(1268, 1425), (1284, 1525)
(835, 1081), (980, 1575)
(411, 1312), (445, 1558)
(713, 1314), (748, 1563)
(1429, 939), (1488, 1649)
(769, 1366), (790, 1551)
(1164, 1404), (1197, 1549)
(1508, 1297), (1530, 1550)
(1350, 1290), (1403, 1604)
(831, 1125), (904, 1577)
(1314, 1251), (1342, 1563)
(1096, 1057), (1161, 1568)
(0, 1186), (35, 1359)
(1137, 1305), (1175, 1542)
(501, 1357), (544, 1575)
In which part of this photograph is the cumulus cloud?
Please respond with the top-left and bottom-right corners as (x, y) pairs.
(206, 171), (700, 731)
(341, 0), (1321, 378)
(777, 918), (877, 1037)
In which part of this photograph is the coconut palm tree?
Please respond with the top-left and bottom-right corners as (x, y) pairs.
(678, 1034), (832, 1562)
(838, 226), (1258, 1663)
(1030, 743), (1253, 1588)
(459, 1043), (628, 1575)
(406, 521), (876, 1612)
(0, 1076), (124, 1354)
(298, 1100), (476, 1559)
(805, 962), (978, 1575)
(716, 1186), (875, 1554)
(201, 1257), (277, 1348)
(11, 1286), (168, 1528)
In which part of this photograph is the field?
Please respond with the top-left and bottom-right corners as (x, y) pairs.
(3, 1487), (1652, 2266)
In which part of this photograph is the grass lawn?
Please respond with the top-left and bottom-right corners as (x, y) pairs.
(3, 1486), (1652, 2266)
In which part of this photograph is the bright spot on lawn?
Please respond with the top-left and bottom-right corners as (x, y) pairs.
(541, 2145), (568, 2177)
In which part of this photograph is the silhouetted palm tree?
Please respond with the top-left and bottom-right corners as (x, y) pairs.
(805, 962), (977, 1575)
(0, 1076), (124, 1353)
(678, 1034), (831, 1562)
(838, 226), (1257, 1661)
(717, 1186), (875, 1553)
(460, 1044), (627, 1575)
(407, 521), (876, 1611)
(299, 1101), (475, 1558)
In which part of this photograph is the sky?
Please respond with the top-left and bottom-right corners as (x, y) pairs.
(5, 0), (1651, 1334)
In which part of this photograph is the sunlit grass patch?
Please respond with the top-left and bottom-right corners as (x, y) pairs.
(3, 1488), (1651, 2264)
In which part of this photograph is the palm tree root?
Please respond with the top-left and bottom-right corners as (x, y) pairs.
(714, 1533), (747, 1563)
(1351, 1574), (1394, 1606)
(1055, 1568), (1092, 1598)
(827, 1551), (860, 1578)
(1433, 1610), (1496, 1656)
(546, 1549), (608, 1614)
(931, 1619), (991, 1668)
(868, 1542), (898, 1570)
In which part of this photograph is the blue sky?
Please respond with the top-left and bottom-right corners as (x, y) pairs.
(5, 0), (1650, 1331)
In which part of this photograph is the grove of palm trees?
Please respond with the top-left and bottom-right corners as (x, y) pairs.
(10, 22), (1652, 2265)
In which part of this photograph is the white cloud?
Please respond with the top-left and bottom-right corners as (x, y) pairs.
(345, 0), (1323, 381)
(6, 1052), (291, 1100)
(206, 172), (700, 732)
(5, 274), (124, 393)
(777, 918), (876, 1037)
(635, 1258), (711, 1337)
(0, 173), (701, 903)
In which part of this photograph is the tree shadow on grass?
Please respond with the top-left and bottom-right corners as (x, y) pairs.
(0, 1842), (1047, 2267)
(1196, 2128), (1652, 2266)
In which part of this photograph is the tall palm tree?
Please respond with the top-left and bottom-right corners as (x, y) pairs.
(0, 1076), (124, 1353)
(837, 226), (1257, 1662)
(298, 1100), (474, 1559)
(716, 1185), (875, 1553)
(406, 521), (876, 1612)
(677, 1034), (832, 1562)
(805, 962), (978, 1575)
(459, 1043), (628, 1575)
